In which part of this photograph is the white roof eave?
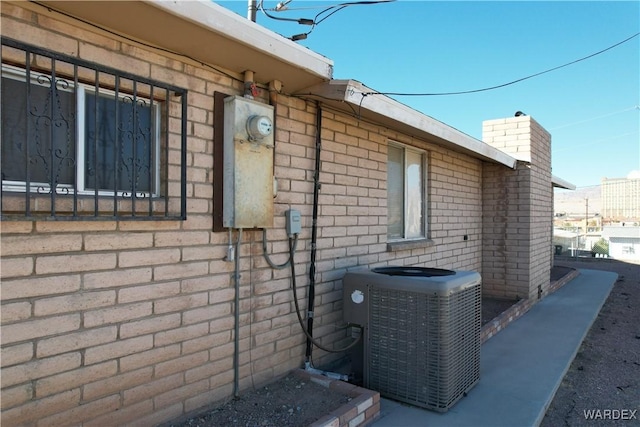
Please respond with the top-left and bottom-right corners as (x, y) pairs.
(552, 175), (577, 190)
(38, 0), (333, 92)
(147, 0), (333, 79)
(297, 80), (517, 168)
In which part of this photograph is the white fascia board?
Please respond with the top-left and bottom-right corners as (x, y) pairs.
(339, 81), (517, 168)
(554, 228), (579, 238)
(602, 226), (640, 239)
(146, 0), (333, 79)
(552, 175), (576, 190)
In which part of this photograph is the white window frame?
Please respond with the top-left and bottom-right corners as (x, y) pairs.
(387, 141), (428, 242)
(1, 65), (161, 197)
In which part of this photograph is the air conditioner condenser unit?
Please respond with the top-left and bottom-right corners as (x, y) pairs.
(343, 267), (481, 412)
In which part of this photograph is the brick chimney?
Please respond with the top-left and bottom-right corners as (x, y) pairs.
(481, 115), (553, 301)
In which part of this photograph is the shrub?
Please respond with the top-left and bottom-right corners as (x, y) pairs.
(591, 238), (609, 255)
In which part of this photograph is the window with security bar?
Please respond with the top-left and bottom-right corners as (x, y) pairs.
(1, 38), (187, 220)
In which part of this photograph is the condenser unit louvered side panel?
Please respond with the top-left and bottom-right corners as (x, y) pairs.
(366, 283), (481, 412)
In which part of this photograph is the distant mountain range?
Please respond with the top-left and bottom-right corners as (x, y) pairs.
(554, 186), (601, 216)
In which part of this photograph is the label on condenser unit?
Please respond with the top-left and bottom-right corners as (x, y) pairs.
(351, 290), (365, 304)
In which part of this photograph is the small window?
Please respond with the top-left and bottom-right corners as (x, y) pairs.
(81, 89), (160, 196)
(387, 142), (427, 241)
(1, 38), (187, 220)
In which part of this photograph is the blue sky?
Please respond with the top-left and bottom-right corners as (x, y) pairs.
(219, 1), (640, 189)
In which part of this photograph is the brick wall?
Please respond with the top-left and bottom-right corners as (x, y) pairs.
(482, 116), (553, 300)
(1, 3), (486, 425)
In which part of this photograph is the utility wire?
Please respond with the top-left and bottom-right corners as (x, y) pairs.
(549, 105), (640, 131)
(259, 0), (396, 40)
(258, 0), (315, 24)
(362, 32), (640, 97)
(554, 131), (638, 153)
(264, 1), (388, 12)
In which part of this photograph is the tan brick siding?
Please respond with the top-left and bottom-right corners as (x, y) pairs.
(482, 116), (553, 300)
(2, 3), (487, 425)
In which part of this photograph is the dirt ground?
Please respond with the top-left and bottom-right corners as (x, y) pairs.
(541, 258), (640, 426)
(167, 258), (639, 427)
(166, 372), (350, 427)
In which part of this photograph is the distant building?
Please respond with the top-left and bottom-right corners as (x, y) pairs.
(601, 176), (640, 221)
(553, 215), (601, 233)
(553, 228), (578, 254)
(602, 226), (640, 261)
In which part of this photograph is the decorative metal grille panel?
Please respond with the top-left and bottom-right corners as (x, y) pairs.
(1, 37), (187, 220)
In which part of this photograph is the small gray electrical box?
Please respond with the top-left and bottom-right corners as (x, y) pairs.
(285, 209), (301, 236)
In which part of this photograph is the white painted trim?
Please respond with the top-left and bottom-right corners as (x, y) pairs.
(552, 175), (576, 190)
(146, 0), (333, 79)
(301, 79), (518, 168)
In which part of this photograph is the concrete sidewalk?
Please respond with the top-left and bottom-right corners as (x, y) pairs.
(371, 269), (617, 427)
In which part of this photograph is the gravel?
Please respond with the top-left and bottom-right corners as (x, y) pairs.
(542, 258), (640, 426)
(166, 373), (351, 427)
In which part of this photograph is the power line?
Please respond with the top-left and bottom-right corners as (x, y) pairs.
(259, 0), (396, 40)
(361, 32), (640, 97)
(549, 106), (640, 131)
(553, 131), (639, 153)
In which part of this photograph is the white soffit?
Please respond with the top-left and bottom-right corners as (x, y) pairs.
(298, 80), (517, 168)
(149, 1), (333, 77)
(38, 0), (333, 92)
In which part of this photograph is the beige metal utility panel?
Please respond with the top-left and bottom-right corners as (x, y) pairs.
(223, 95), (274, 229)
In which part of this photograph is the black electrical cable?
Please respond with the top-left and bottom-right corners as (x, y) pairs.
(260, 0), (396, 40)
(265, 0), (394, 12)
(305, 104), (322, 360)
(313, 5), (348, 26)
(291, 5), (348, 40)
(261, 0), (394, 22)
(361, 32), (640, 97)
(258, 0), (314, 24)
(262, 229), (298, 269)
(289, 236), (363, 353)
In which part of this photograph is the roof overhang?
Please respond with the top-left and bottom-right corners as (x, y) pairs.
(297, 80), (517, 168)
(34, 0), (333, 92)
(602, 226), (640, 239)
(552, 175), (576, 190)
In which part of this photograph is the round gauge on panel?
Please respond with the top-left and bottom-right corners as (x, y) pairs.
(247, 115), (273, 140)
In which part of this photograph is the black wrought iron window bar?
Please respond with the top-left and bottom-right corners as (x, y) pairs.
(1, 37), (187, 220)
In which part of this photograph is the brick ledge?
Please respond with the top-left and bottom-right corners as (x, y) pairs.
(292, 369), (380, 427)
(481, 268), (580, 343)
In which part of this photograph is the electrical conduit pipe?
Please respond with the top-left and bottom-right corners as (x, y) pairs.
(305, 104), (322, 363)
